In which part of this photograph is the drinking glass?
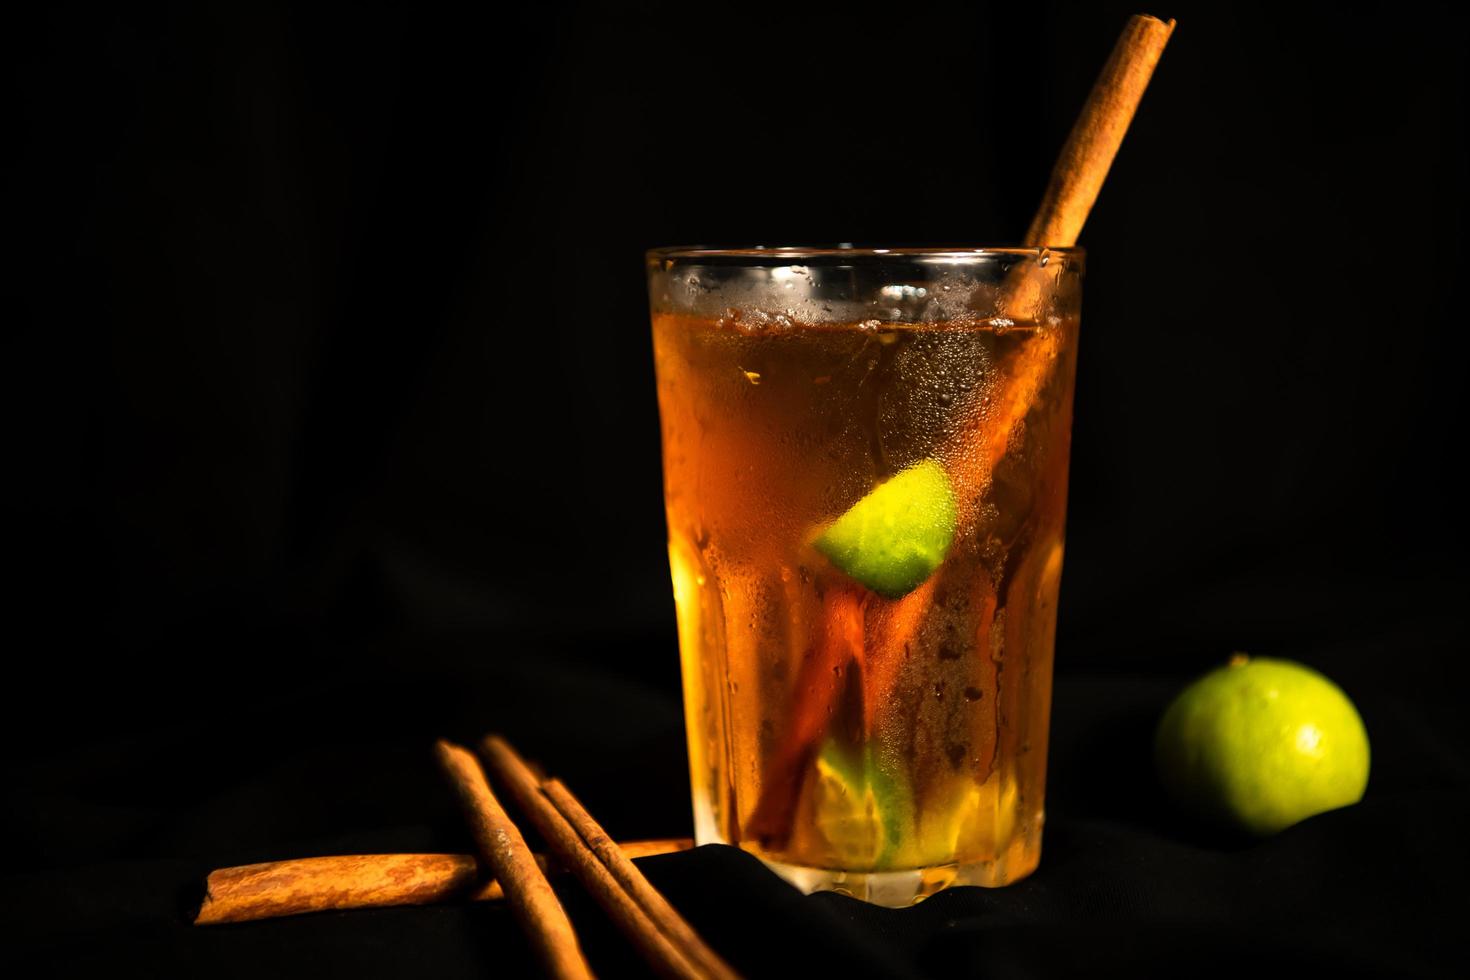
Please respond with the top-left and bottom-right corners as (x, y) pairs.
(649, 246), (1083, 906)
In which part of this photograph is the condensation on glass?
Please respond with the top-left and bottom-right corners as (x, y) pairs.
(649, 246), (1083, 906)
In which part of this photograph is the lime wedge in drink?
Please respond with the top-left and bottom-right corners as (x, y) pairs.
(917, 770), (1020, 864)
(814, 460), (957, 599)
(810, 739), (913, 870)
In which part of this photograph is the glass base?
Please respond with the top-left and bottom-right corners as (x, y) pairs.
(739, 830), (1043, 908)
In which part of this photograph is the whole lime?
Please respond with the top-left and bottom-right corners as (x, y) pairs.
(1154, 655), (1370, 836)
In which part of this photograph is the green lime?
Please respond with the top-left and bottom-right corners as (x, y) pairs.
(1155, 655), (1370, 836)
(813, 460), (957, 599)
(810, 738), (913, 869)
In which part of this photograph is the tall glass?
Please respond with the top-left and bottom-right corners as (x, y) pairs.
(648, 246), (1083, 906)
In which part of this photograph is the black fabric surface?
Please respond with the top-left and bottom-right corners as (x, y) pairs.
(5, 621), (1466, 978)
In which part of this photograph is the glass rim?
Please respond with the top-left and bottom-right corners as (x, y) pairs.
(647, 244), (1084, 262)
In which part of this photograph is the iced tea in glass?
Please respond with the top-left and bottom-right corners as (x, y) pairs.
(649, 247), (1082, 906)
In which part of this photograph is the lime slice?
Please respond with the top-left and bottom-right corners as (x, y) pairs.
(811, 740), (913, 870)
(814, 460), (957, 599)
(916, 771), (1019, 865)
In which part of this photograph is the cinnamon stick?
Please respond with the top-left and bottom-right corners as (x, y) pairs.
(481, 735), (740, 980)
(746, 583), (865, 844)
(542, 778), (740, 980)
(1026, 14), (1176, 248)
(193, 839), (694, 926)
(747, 13), (1176, 849)
(435, 739), (593, 980)
(959, 12), (1175, 509)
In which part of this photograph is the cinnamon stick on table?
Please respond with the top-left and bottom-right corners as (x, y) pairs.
(193, 839), (693, 926)
(748, 13), (1176, 849)
(481, 735), (741, 980)
(544, 779), (735, 980)
(435, 739), (594, 980)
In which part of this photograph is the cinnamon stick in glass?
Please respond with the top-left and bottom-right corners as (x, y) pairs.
(747, 12), (1176, 850)
(1025, 14), (1177, 249)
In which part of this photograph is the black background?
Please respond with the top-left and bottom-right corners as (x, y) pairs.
(6, 1), (1469, 976)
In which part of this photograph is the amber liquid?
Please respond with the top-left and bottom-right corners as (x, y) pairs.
(653, 311), (1078, 903)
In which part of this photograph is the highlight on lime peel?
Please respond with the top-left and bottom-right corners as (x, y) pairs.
(813, 459), (958, 599)
(1154, 654), (1371, 837)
